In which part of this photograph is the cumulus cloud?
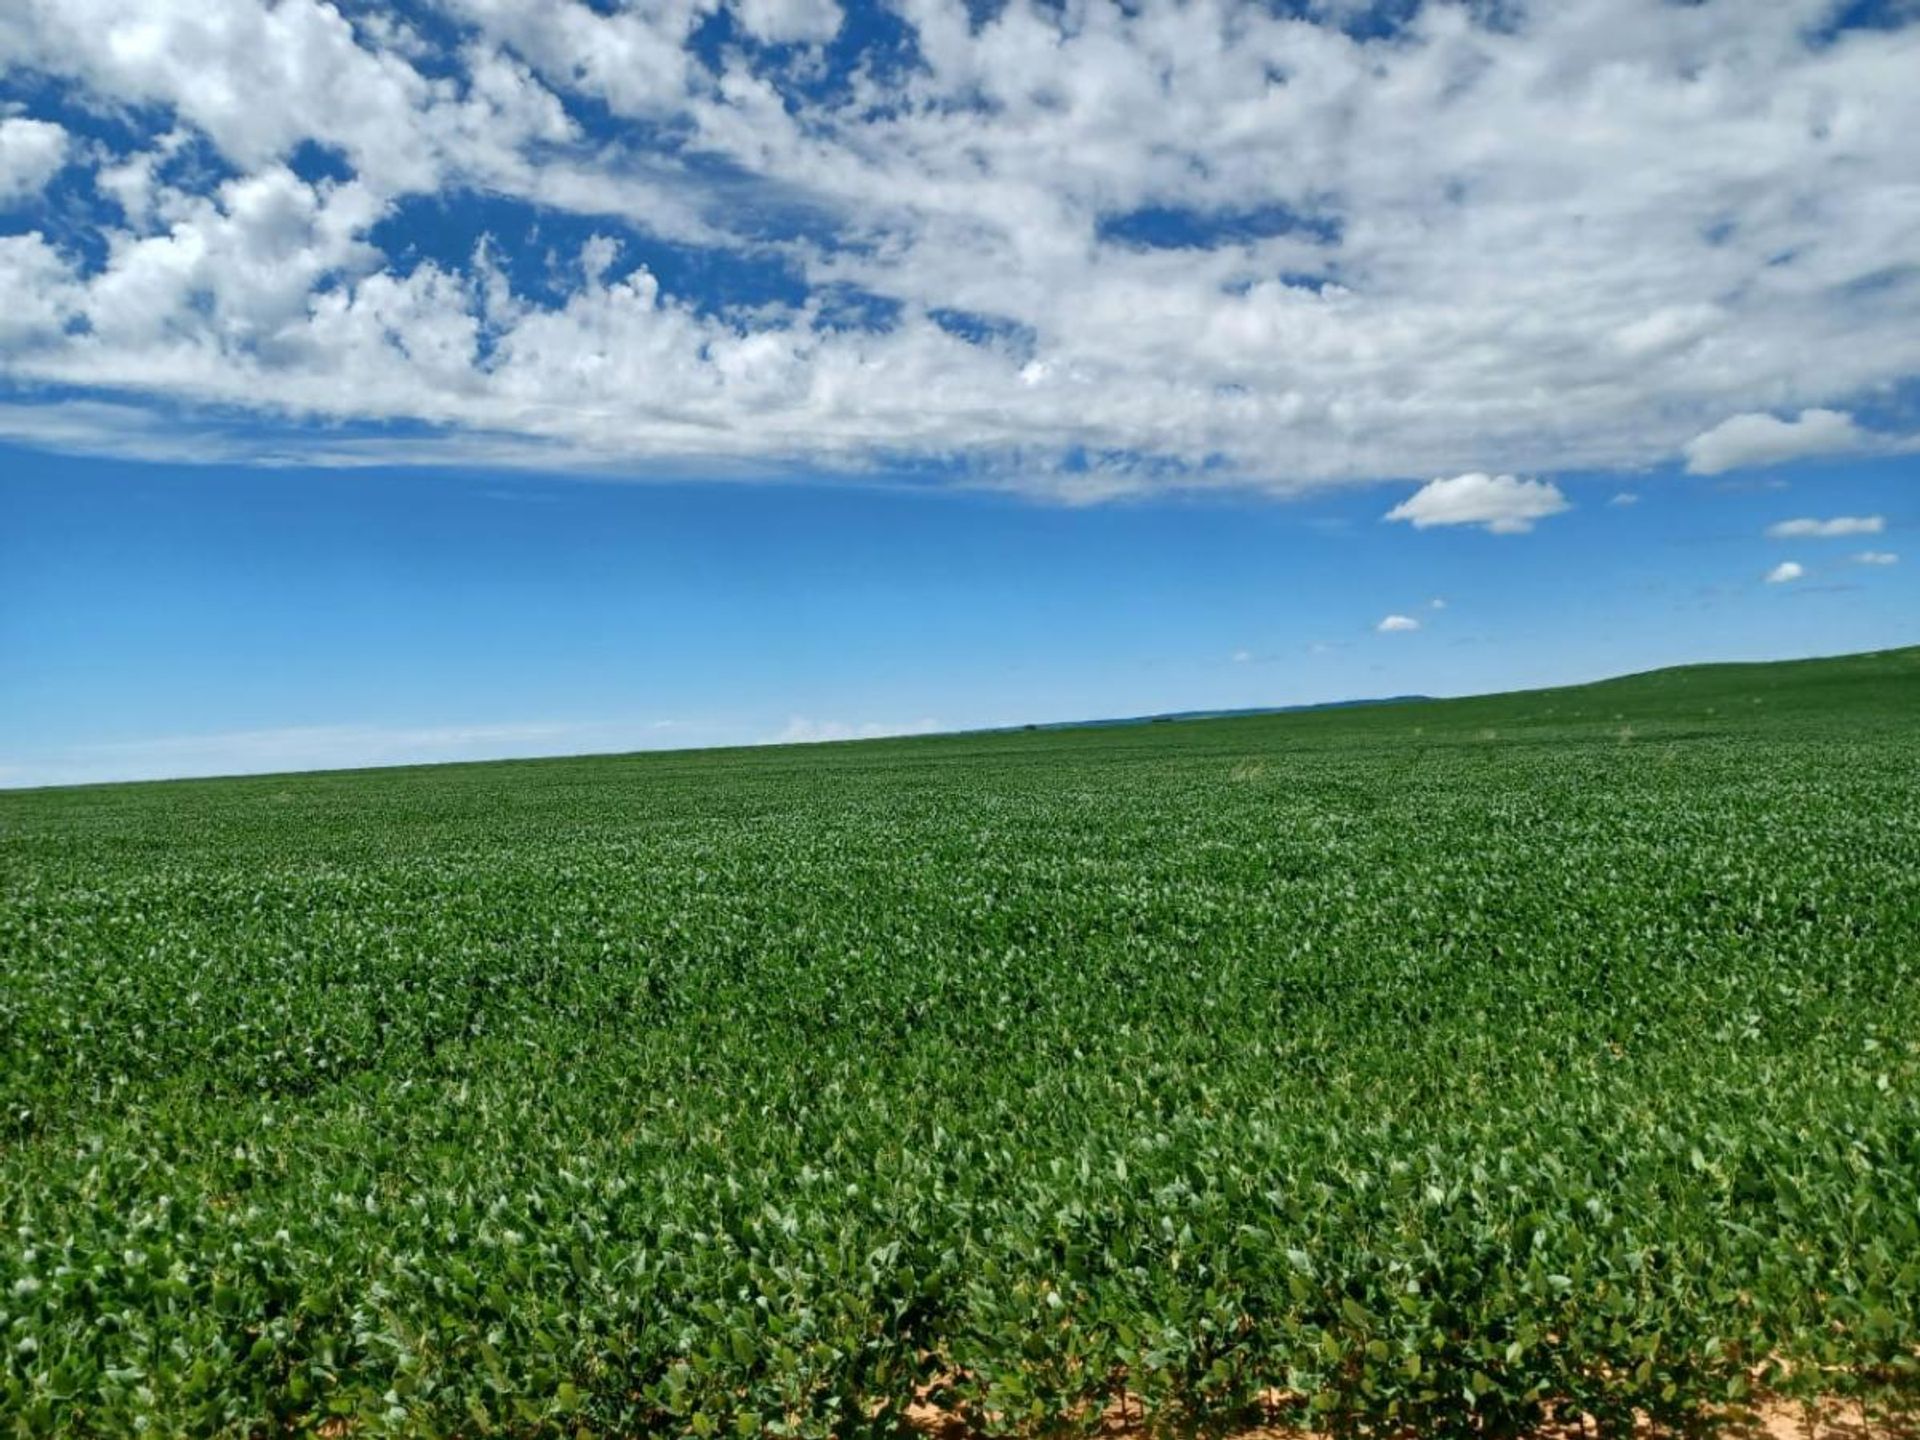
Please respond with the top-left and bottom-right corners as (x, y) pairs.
(1684, 410), (1867, 476)
(1383, 473), (1570, 534)
(1765, 561), (1805, 584)
(1765, 515), (1885, 539)
(1, 1), (1919, 495)
(0, 117), (68, 203)
(1376, 614), (1421, 633)
(1609, 492), (1640, 507)
(1853, 550), (1899, 566)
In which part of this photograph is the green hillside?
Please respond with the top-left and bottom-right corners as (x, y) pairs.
(2, 646), (1917, 1438)
(1014, 642), (1920, 754)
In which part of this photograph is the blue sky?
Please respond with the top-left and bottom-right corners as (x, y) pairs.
(3, 443), (1911, 786)
(1, 0), (1917, 784)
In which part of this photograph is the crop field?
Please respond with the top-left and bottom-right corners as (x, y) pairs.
(3, 648), (1918, 1438)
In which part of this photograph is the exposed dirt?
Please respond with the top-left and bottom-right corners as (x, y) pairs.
(1718, 1404), (1914, 1440)
(896, 1383), (1917, 1439)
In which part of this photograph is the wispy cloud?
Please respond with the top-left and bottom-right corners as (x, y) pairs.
(1764, 561), (1805, 585)
(1853, 550), (1899, 566)
(1376, 614), (1421, 633)
(0, 718), (713, 789)
(771, 717), (940, 745)
(1765, 515), (1884, 539)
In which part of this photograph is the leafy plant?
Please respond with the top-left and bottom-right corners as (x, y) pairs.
(3, 646), (1917, 1436)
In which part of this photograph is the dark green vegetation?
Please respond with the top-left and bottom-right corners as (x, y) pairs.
(4, 647), (1919, 1438)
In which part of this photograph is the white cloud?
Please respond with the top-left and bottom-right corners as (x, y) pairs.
(2, 2), (1920, 494)
(0, 0), (578, 195)
(1383, 473), (1570, 535)
(1608, 491), (1639, 507)
(1684, 409), (1867, 476)
(1231, 648), (1254, 663)
(1765, 560), (1805, 584)
(0, 233), (83, 345)
(731, 0), (842, 45)
(1853, 550), (1899, 566)
(1765, 514), (1884, 539)
(772, 716), (940, 744)
(0, 117), (68, 203)
(1376, 614), (1421, 633)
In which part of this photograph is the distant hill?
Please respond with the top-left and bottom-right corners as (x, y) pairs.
(982, 644), (1919, 747)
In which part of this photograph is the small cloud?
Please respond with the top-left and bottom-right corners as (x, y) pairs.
(1608, 491), (1639, 507)
(732, 0), (843, 44)
(1428, 596), (1447, 610)
(1765, 514), (1884, 539)
(1765, 561), (1805, 585)
(1383, 473), (1570, 534)
(1853, 550), (1899, 566)
(1377, 614), (1421, 632)
(1683, 409), (1865, 475)
(1231, 648), (1254, 663)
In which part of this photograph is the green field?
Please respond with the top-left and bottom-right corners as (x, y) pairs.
(4, 648), (1918, 1438)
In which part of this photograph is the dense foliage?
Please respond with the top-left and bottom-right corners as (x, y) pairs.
(3, 648), (1918, 1438)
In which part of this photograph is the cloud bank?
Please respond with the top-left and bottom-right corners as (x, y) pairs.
(1, 0), (1918, 496)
